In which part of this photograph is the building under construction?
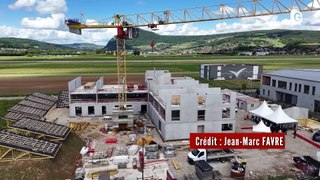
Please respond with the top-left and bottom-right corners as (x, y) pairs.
(68, 70), (236, 141)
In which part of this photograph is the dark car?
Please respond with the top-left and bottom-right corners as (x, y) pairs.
(312, 130), (320, 142)
(293, 156), (320, 177)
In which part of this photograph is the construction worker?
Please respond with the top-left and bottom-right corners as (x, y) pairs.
(293, 124), (297, 139)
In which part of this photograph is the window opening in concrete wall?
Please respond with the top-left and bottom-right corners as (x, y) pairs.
(88, 106), (95, 115)
(312, 86), (316, 96)
(222, 108), (230, 118)
(119, 115), (128, 119)
(198, 110), (205, 121)
(197, 125), (204, 133)
(171, 110), (180, 121)
(262, 76), (271, 86)
(102, 106), (106, 115)
(75, 107), (82, 116)
(304, 85), (310, 94)
(299, 84), (302, 92)
(171, 95), (180, 106)
(222, 123), (233, 131)
(198, 96), (205, 105)
(278, 81), (287, 89)
(289, 82), (292, 91)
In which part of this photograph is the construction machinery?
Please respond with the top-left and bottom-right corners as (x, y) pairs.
(65, 0), (320, 112)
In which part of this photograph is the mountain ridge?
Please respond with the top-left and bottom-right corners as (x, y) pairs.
(104, 29), (320, 52)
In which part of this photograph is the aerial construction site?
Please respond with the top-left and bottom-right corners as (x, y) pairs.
(0, 0), (320, 180)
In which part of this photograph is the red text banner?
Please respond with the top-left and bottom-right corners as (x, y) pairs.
(190, 133), (285, 149)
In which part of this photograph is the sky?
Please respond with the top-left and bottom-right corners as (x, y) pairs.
(0, 0), (320, 45)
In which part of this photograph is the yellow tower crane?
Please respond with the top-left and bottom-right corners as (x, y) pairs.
(65, 0), (320, 111)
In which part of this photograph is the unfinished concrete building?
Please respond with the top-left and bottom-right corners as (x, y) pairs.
(68, 77), (148, 117)
(146, 70), (236, 141)
(68, 70), (236, 141)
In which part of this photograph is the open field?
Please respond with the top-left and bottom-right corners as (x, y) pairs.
(1, 58), (320, 77)
(0, 54), (320, 61)
(1, 55), (320, 96)
(0, 75), (144, 97)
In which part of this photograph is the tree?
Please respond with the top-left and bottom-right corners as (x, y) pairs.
(241, 82), (247, 93)
(95, 49), (104, 54)
(133, 50), (140, 56)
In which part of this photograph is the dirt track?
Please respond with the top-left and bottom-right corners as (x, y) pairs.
(0, 75), (144, 96)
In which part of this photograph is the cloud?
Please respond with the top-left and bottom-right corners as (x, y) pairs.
(8, 0), (36, 10)
(136, 1), (145, 6)
(35, 0), (67, 14)
(0, 25), (117, 45)
(152, 10), (320, 37)
(9, 0), (67, 29)
(155, 24), (216, 35)
(8, 0), (67, 14)
(21, 13), (65, 29)
(213, 12), (320, 33)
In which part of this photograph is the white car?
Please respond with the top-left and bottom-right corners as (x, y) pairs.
(103, 116), (112, 120)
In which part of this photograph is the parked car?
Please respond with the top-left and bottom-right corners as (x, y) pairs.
(312, 130), (320, 142)
(293, 156), (320, 177)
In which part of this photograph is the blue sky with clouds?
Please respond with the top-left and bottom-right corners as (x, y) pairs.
(0, 0), (320, 45)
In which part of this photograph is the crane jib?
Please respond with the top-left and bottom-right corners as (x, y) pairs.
(65, 0), (320, 109)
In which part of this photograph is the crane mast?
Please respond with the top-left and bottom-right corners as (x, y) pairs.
(65, 0), (320, 110)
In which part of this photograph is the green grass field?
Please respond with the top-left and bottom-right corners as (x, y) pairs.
(0, 54), (319, 61)
(0, 99), (21, 129)
(1, 54), (320, 93)
(1, 57), (320, 77)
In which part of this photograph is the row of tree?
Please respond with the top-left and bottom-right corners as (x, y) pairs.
(0, 49), (80, 56)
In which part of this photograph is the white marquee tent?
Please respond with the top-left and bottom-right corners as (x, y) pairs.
(263, 105), (297, 124)
(253, 120), (271, 133)
(249, 100), (274, 117)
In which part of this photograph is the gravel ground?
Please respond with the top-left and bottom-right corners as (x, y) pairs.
(46, 106), (320, 179)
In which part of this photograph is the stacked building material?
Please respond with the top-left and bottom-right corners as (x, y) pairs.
(56, 91), (69, 108)
(145, 144), (159, 159)
(128, 145), (139, 155)
(163, 144), (176, 158)
(195, 160), (213, 180)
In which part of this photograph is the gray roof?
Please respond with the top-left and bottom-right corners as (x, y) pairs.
(264, 69), (320, 82)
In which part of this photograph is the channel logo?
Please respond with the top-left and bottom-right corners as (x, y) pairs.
(290, 9), (303, 25)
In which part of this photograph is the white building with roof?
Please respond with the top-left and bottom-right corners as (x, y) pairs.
(260, 69), (320, 113)
(68, 70), (236, 141)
